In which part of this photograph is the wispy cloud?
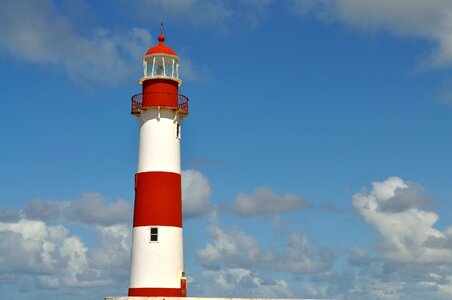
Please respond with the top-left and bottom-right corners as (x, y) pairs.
(0, 1), (150, 86)
(290, 0), (452, 69)
(22, 193), (132, 226)
(232, 186), (309, 217)
(121, 0), (273, 33)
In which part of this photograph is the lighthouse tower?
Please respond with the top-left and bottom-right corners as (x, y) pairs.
(128, 29), (188, 297)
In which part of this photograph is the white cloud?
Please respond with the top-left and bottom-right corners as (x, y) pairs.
(200, 268), (292, 298)
(0, 219), (90, 287)
(124, 0), (272, 32)
(131, 0), (233, 31)
(67, 193), (132, 226)
(197, 224), (335, 274)
(197, 225), (268, 269)
(232, 186), (309, 217)
(0, 1), (150, 86)
(21, 193), (132, 226)
(182, 170), (215, 219)
(88, 224), (131, 275)
(290, 0), (452, 69)
(276, 234), (337, 274)
(353, 176), (452, 263)
(0, 0), (223, 86)
(327, 258), (452, 299)
(0, 218), (131, 291)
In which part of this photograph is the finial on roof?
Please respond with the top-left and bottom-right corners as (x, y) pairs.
(158, 22), (165, 43)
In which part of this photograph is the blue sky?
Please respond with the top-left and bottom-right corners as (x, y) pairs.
(1, 1), (452, 299)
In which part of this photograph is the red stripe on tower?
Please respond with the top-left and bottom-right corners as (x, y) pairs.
(133, 172), (182, 227)
(128, 287), (184, 297)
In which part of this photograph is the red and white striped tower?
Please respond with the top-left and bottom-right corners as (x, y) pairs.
(128, 28), (188, 297)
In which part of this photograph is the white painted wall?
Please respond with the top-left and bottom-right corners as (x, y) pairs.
(136, 109), (182, 174)
(129, 226), (184, 288)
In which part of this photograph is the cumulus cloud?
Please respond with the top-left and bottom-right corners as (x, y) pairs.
(197, 224), (335, 274)
(290, 0), (452, 69)
(378, 181), (431, 213)
(335, 256), (452, 299)
(232, 186), (309, 217)
(0, 192), (134, 295)
(87, 224), (131, 279)
(0, 220), (89, 287)
(182, 169), (215, 219)
(0, 218), (131, 291)
(276, 234), (337, 274)
(67, 193), (132, 226)
(200, 268), (292, 298)
(0, 0), (150, 86)
(353, 176), (452, 263)
(197, 225), (269, 269)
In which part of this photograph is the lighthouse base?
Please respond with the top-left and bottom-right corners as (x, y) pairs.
(105, 297), (331, 300)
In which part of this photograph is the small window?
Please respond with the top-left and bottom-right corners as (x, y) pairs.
(176, 124), (181, 139)
(150, 227), (158, 242)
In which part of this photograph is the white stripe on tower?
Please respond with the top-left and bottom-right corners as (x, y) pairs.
(137, 109), (181, 174)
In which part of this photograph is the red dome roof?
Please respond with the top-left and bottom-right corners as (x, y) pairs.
(145, 34), (177, 56)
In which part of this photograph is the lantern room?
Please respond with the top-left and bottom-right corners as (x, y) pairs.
(131, 30), (188, 116)
(139, 34), (182, 86)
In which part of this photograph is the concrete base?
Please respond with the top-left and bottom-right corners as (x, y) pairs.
(106, 297), (333, 300)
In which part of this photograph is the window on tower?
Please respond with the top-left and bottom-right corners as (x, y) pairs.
(150, 227), (158, 242)
(176, 123), (181, 139)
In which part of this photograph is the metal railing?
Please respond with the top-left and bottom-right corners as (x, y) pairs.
(131, 92), (189, 115)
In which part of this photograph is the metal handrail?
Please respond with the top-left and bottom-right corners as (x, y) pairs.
(131, 92), (189, 114)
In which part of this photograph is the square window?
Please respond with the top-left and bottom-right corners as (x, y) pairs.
(150, 227), (158, 242)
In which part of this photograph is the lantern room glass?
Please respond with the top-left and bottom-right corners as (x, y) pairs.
(145, 55), (179, 80)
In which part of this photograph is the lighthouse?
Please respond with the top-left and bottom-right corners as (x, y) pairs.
(105, 27), (311, 300)
(128, 28), (188, 297)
